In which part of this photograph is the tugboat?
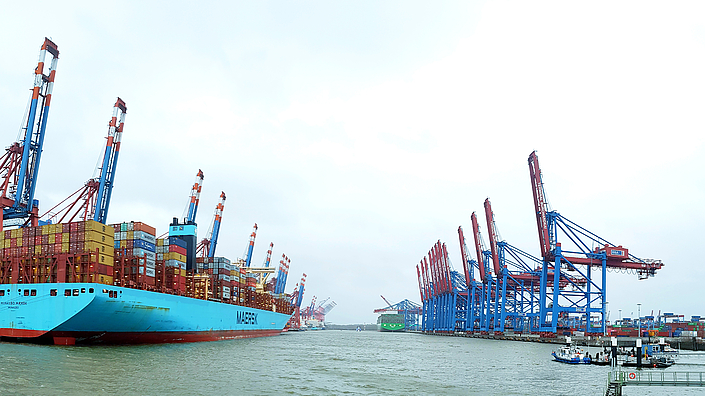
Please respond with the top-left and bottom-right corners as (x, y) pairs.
(552, 337), (591, 364)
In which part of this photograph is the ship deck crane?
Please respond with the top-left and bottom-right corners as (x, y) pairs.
(40, 98), (127, 224)
(0, 38), (59, 229)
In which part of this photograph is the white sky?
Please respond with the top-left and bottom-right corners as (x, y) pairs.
(1, 1), (704, 324)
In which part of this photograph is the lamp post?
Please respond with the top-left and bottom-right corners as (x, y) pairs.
(604, 301), (609, 336)
(619, 309), (622, 322)
(637, 303), (642, 339)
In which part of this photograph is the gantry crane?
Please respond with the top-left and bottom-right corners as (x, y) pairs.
(40, 98), (127, 224)
(185, 169), (204, 224)
(196, 191), (226, 258)
(0, 38), (59, 229)
(242, 223), (258, 267)
(274, 254), (290, 294)
(528, 151), (664, 334)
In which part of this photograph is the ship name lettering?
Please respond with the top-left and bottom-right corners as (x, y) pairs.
(1, 301), (27, 306)
(237, 311), (258, 325)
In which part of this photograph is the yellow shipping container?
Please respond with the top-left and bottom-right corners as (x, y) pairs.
(97, 274), (114, 285)
(156, 238), (164, 246)
(120, 240), (126, 249)
(61, 242), (69, 253)
(62, 233), (69, 243)
(48, 234), (55, 244)
(180, 269), (186, 277)
(127, 231), (134, 240)
(16, 237), (22, 247)
(85, 231), (114, 246)
(84, 220), (115, 238)
(10, 229), (17, 238)
(98, 254), (113, 266)
(34, 245), (42, 255)
(42, 225), (50, 235)
(3, 240), (9, 249)
(165, 252), (186, 262)
(84, 241), (114, 257)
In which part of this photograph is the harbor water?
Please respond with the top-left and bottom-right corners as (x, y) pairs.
(2, 331), (705, 395)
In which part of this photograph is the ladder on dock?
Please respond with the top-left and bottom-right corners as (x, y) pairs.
(606, 370), (705, 395)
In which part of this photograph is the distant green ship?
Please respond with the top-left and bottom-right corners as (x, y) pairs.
(377, 313), (405, 332)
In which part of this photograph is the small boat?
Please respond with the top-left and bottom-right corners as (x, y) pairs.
(622, 355), (675, 368)
(590, 353), (612, 366)
(552, 344), (591, 364)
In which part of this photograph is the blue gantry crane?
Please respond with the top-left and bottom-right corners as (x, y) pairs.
(0, 38), (59, 229)
(196, 191), (226, 258)
(274, 254), (290, 294)
(242, 223), (258, 267)
(40, 98), (127, 224)
(527, 151), (664, 335)
(416, 151), (665, 338)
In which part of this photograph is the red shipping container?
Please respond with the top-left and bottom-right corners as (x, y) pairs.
(126, 240), (134, 248)
(41, 235), (49, 245)
(62, 223), (71, 233)
(4, 230), (10, 239)
(132, 222), (156, 236)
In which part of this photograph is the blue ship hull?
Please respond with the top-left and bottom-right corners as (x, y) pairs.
(0, 283), (291, 344)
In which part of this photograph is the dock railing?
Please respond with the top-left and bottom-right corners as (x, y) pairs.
(609, 370), (705, 387)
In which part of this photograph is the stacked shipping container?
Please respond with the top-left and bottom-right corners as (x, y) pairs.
(156, 237), (188, 293)
(111, 222), (157, 287)
(0, 219), (293, 316)
(0, 220), (114, 285)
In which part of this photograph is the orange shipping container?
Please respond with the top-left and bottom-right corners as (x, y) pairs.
(132, 222), (156, 236)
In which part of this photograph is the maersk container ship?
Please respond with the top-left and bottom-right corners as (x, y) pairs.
(0, 282), (291, 345)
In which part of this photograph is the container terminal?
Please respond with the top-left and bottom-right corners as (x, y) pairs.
(416, 151), (668, 339)
(0, 38), (307, 345)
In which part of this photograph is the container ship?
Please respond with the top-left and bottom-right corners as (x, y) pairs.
(0, 220), (295, 345)
(376, 313), (405, 332)
(0, 39), (296, 345)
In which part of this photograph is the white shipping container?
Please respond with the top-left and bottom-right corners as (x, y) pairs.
(134, 230), (156, 244)
(120, 231), (127, 240)
(165, 259), (180, 268)
(146, 267), (155, 277)
(127, 222), (134, 231)
(223, 291), (231, 299)
(157, 253), (164, 260)
(222, 286), (230, 293)
(218, 274), (231, 282)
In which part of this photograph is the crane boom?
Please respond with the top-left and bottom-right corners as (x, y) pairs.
(185, 170), (204, 223)
(458, 226), (474, 286)
(483, 198), (502, 277)
(244, 223), (258, 267)
(94, 97), (126, 223)
(470, 212), (487, 282)
(206, 191), (226, 258)
(1, 38), (60, 228)
(528, 151), (552, 260)
(39, 98), (126, 224)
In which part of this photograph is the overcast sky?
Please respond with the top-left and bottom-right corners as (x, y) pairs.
(1, 1), (704, 324)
